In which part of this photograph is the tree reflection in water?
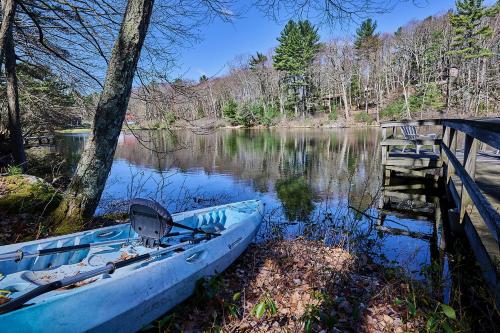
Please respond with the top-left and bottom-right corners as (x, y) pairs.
(55, 128), (381, 221)
(275, 176), (316, 222)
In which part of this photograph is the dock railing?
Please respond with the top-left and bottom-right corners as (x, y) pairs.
(23, 135), (55, 147)
(441, 119), (500, 239)
(380, 118), (500, 306)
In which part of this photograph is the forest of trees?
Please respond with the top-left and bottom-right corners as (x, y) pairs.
(128, 0), (499, 127)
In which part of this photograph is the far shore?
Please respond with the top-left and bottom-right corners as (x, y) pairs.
(54, 122), (382, 134)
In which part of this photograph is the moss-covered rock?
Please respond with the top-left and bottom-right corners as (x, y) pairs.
(25, 147), (70, 184)
(0, 175), (62, 215)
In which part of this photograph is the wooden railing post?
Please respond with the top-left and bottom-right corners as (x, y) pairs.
(441, 126), (449, 169)
(460, 134), (478, 221)
(382, 145), (388, 165)
(446, 128), (457, 183)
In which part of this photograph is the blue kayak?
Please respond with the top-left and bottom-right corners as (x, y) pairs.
(0, 199), (263, 332)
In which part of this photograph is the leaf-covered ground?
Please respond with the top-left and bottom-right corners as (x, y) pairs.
(147, 238), (441, 332)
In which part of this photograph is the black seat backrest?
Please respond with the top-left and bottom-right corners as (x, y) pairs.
(129, 198), (173, 247)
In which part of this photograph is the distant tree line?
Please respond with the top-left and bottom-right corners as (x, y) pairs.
(129, 0), (499, 126)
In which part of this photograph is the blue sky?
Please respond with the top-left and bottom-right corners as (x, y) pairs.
(173, 0), (494, 80)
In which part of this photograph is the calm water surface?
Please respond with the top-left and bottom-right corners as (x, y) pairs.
(57, 128), (445, 279)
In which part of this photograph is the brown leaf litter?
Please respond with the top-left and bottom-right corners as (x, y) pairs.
(156, 238), (422, 332)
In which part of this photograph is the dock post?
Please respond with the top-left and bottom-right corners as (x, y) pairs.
(441, 126), (449, 175)
(445, 128), (457, 184)
(459, 135), (478, 222)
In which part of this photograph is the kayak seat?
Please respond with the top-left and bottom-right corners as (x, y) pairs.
(128, 198), (174, 248)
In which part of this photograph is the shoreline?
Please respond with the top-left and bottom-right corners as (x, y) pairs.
(55, 122), (381, 134)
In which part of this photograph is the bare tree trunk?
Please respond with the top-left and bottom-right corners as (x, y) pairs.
(340, 79), (350, 121)
(402, 83), (411, 119)
(376, 78), (381, 123)
(51, 0), (154, 233)
(208, 83), (216, 118)
(279, 93), (285, 116)
(364, 66), (370, 115)
(401, 64), (411, 119)
(1, 0), (26, 168)
(445, 64), (451, 112)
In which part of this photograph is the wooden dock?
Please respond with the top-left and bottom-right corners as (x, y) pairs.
(380, 118), (500, 307)
(23, 135), (56, 148)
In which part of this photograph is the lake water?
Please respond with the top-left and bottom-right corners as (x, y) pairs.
(56, 128), (446, 281)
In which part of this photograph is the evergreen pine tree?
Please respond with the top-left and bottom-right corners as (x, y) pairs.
(354, 19), (380, 54)
(448, 0), (495, 59)
(249, 52), (269, 107)
(199, 74), (208, 83)
(273, 20), (320, 116)
(273, 21), (302, 75)
(298, 20), (321, 69)
(249, 52), (268, 71)
(273, 20), (320, 76)
(354, 19), (380, 116)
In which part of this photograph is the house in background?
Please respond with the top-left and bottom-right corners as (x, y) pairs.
(125, 114), (137, 125)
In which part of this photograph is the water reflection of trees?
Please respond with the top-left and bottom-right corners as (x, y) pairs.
(275, 176), (315, 221)
(57, 128), (382, 210)
(54, 134), (87, 174)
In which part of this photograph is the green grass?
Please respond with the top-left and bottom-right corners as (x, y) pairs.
(55, 128), (91, 134)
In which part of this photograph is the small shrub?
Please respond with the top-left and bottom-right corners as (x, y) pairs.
(328, 110), (338, 121)
(381, 99), (406, 120)
(411, 83), (445, 113)
(252, 295), (277, 319)
(194, 276), (224, 304)
(476, 101), (487, 116)
(354, 112), (373, 124)
(250, 103), (265, 120)
(7, 165), (23, 176)
(222, 99), (238, 120)
(261, 104), (280, 126)
(300, 291), (337, 332)
(196, 105), (205, 118)
(164, 112), (176, 125)
(234, 103), (255, 127)
(381, 84), (445, 120)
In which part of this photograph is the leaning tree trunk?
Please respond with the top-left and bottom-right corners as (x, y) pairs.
(1, 0), (26, 168)
(51, 0), (154, 234)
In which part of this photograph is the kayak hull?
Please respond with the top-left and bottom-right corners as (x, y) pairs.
(0, 200), (263, 333)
